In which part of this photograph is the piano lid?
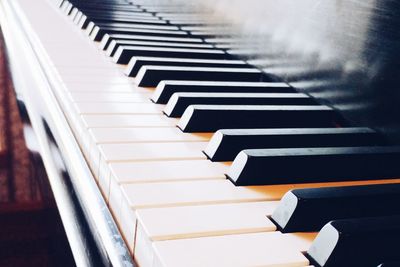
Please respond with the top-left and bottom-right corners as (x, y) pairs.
(175, 0), (400, 144)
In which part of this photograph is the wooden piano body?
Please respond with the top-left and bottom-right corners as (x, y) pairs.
(0, 0), (400, 266)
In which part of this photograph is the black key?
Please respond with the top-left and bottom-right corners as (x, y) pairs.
(164, 92), (316, 117)
(114, 47), (227, 64)
(377, 262), (400, 267)
(125, 57), (248, 77)
(307, 216), (400, 267)
(271, 183), (400, 233)
(84, 14), (157, 27)
(90, 26), (187, 41)
(93, 22), (179, 31)
(178, 105), (337, 132)
(136, 66), (264, 87)
(190, 31), (234, 38)
(100, 33), (203, 50)
(152, 81), (294, 104)
(80, 12), (160, 21)
(73, 3), (142, 12)
(106, 40), (213, 57)
(78, 15), (165, 29)
(77, 8), (151, 17)
(205, 127), (383, 161)
(227, 146), (400, 186)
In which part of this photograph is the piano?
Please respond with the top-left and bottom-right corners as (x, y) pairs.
(1, 0), (400, 266)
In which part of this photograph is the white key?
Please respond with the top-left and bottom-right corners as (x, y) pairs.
(115, 178), (400, 252)
(110, 160), (228, 184)
(68, 92), (150, 103)
(134, 201), (279, 264)
(106, 159), (227, 204)
(97, 142), (208, 197)
(152, 232), (314, 267)
(80, 114), (178, 128)
(90, 127), (212, 144)
(74, 102), (162, 115)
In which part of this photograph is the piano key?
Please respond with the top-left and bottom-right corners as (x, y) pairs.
(152, 81), (294, 104)
(178, 105), (337, 132)
(100, 33), (203, 50)
(107, 160), (228, 220)
(68, 92), (150, 103)
(68, 7), (78, 19)
(106, 40), (214, 57)
(136, 66), (263, 87)
(125, 57), (248, 77)
(74, 4), (143, 12)
(119, 178), (400, 210)
(114, 178), (400, 257)
(62, 2), (73, 14)
(168, 19), (221, 26)
(64, 82), (144, 93)
(78, 9), (153, 18)
(89, 127), (212, 144)
(121, 180), (285, 210)
(156, 14), (217, 23)
(80, 114), (178, 128)
(55, 65), (123, 77)
(228, 146), (400, 186)
(307, 216), (400, 267)
(84, 15), (160, 29)
(90, 25), (188, 41)
(86, 14), (165, 24)
(99, 142), (208, 163)
(74, 102), (162, 115)
(204, 127), (383, 161)
(164, 92), (316, 117)
(377, 262), (400, 267)
(134, 202), (278, 266)
(121, 180), (400, 266)
(181, 25), (232, 32)
(152, 232), (312, 267)
(136, 201), (278, 241)
(104, 160), (228, 208)
(142, 6), (198, 12)
(79, 15), (165, 30)
(92, 21), (179, 31)
(110, 160), (228, 184)
(96, 142), (209, 193)
(271, 183), (400, 233)
(113, 46), (228, 64)
(72, 11), (83, 24)
(60, 74), (132, 84)
(77, 8), (146, 16)
(110, 161), (228, 252)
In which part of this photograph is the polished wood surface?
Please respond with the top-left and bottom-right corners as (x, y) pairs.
(186, 0), (400, 144)
(0, 30), (75, 267)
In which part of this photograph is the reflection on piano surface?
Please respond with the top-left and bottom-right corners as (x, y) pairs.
(0, 32), (75, 266)
(1, 0), (400, 266)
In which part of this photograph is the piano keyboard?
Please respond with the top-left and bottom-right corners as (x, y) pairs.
(6, 0), (400, 266)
